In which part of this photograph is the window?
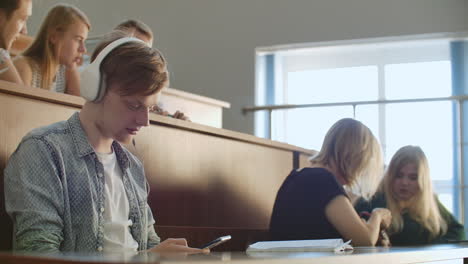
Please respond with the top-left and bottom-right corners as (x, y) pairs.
(256, 37), (457, 216)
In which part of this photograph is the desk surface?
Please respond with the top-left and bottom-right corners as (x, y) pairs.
(1, 244), (468, 264)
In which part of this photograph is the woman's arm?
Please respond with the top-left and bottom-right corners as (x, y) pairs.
(64, 64), (81, 96)
(0, 50), (23, 84)
(13, 56), (33, 87)
(325, 195), (391, 246)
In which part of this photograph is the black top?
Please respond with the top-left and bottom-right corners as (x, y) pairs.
(269, 168), (346, 241)
(355, 192), (465, 245)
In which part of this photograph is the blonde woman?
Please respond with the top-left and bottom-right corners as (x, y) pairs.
(14, 4), (90, 95)
(270, 118), (390, 246)
(355, 145), (465, 245)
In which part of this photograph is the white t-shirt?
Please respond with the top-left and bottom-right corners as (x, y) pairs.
(96, 150), (139, 252)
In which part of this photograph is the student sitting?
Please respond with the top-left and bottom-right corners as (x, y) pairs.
(0, 0), (32, 84)
(355, 145), (465, 245)
(4, 31), (206, 253)
(115, 19), (154, 47)
(270, 118), (391, 246)
(14, 4), (89, 95)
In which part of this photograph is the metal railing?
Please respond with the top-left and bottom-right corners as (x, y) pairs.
(243, 95), (468, 224)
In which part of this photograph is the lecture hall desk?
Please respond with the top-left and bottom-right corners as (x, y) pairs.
(1, 244), (468, 264)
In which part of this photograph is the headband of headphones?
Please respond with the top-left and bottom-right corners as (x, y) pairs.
(80, 37), (145, 102)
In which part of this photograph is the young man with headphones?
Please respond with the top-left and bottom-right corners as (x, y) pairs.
(4, 31), (206, 254)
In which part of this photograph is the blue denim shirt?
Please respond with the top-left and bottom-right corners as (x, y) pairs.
(4, 112), (160, 252)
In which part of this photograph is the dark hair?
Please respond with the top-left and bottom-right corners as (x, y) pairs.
(91, 30), (168, 96)
(114, 19), (153, 41)
(0, 0), (19, 18)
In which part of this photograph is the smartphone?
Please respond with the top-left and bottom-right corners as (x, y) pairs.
(199, 235), (232, 249)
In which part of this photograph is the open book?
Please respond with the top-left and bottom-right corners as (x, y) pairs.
(246, 239), (353, 253)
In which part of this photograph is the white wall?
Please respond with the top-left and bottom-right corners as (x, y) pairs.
(30, 0), (468, 134)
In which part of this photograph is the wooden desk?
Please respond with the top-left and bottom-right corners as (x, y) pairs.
(0, 245), (468, 264)
(0, 80), (315, 251)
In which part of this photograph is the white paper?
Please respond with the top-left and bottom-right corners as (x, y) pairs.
(246, 239), (353, 253)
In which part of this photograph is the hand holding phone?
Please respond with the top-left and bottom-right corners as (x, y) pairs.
(199, 235), (232, 249)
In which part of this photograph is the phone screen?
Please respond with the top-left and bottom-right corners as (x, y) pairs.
(200, 235), (232, 249)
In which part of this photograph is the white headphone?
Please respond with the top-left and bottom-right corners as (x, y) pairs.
(80, 37), (145, 102)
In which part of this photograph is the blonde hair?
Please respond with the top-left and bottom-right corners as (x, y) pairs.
(310, 118), (383, 199)
(23, 4), (90, 90)
(382, 145), (447, 240)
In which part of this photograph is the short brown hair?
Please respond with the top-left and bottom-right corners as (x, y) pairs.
(0, 0), (20, 18)
(114, 19), (153, 42)
(91, 30), (168, 96)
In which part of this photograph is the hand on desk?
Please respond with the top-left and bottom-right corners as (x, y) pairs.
(152, 106), (191, 121)
(148, 238), (209, 254)
(172, 110), (190, 121)
(360, 208), (392, 247)
(372, 208), (392, 229)
(371, 208), (392, 247)
(378, 230), (391, 247)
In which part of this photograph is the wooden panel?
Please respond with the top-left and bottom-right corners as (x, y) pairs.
(130, 124), (292, 229)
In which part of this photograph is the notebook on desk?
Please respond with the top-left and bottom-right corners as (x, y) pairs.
(246, 238), (353, 253)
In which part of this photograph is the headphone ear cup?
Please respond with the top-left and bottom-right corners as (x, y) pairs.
(80, 63), (101, 102)
(96, 73), (107, 102)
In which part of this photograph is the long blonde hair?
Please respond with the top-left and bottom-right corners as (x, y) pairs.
(310, 118), (383, 199)
(23, 4), (90, 90)
(382, 145), (447, 240)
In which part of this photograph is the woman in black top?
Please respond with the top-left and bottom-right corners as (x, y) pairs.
(270, 118), (391, 246)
